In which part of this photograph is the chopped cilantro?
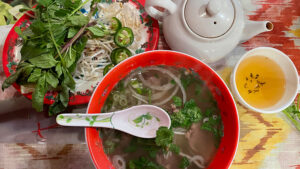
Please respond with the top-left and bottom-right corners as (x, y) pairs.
(133, 112), (153, 128)
(155, 127), (173, 147)
(170, 79), (176, 85)
(180, 75), (193, 89)
(172, 96), (182, 107)
(179, 157), (190, 168)
(169, 143), (180, 154)
(103, 140), (117, 154)
(201, 109), (223, 146)
(128, 157), (164, 169)
(171, 99), (202, 128)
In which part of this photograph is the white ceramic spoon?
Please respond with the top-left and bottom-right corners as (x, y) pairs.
(56, 105), (171, 138)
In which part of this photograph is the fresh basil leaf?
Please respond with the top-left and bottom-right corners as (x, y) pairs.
(29, 20), (47, 34)
(63, 0), (81, 10)
(68, 15), (89, 26)
(87, 26), (106, 37)
(17, 66), (34, 84)
(49, 99), (66, 116)
(51, 24), (68, 46)
(59, 84), (69, 107)
(2, 69), (23, 90)
(17, 62), (34, 70)
(67, 27), (79, 38)
(28, 68), (42, 83)
(32, 73), (48, 112)
(62, 68), (75, 90)
(65, 49), (77, 68)
(55, 63), (62, 77)
(68, 36), (88, 73)
(29, 53), (58, 68)
(46, 71), (59, 88)
(37, 0), (53, 7)
(55, 9), (70, 17)
(21, 41), (49, 61)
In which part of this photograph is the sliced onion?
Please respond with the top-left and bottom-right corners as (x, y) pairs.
(153, 86), (179, 106)
(141, 67), (186, 103)
(138, 73), (174, 91)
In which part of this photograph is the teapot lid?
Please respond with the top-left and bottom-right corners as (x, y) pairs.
(184, 0), (235, 38)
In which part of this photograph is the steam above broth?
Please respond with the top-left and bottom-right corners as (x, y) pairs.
(100, 66), (223, 169)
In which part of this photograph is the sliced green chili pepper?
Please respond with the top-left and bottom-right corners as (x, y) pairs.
(110, 17), (122, 34)
(103, 63), (114, 75)
(110, 47), (132, 65)
(114, 27), (134, 47)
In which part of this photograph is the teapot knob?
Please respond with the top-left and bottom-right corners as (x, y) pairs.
(206, 0), (223, 16)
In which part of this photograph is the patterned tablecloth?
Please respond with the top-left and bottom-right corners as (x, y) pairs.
(1, 0), (300, 169)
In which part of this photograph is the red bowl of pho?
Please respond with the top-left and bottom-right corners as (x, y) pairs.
(86, 50), (239, 169)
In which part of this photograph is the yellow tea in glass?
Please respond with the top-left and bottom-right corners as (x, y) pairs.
(235, 55), (286, 109)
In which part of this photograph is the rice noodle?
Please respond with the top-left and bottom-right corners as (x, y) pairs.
(179, 152), (205, 168)
(141, 67), (187, 103)
(173, 128), (187, 135)
(131, 90), (149, 104)
(153, 86), (179, 106)
(112, 155), (126, 169)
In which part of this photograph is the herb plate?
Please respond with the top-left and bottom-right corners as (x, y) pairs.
(2, 0), (159, 106)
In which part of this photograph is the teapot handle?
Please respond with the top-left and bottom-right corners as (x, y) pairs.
(145, 0), (177, 21)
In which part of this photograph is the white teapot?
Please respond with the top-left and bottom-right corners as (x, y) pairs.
(145, 0), (273, 63)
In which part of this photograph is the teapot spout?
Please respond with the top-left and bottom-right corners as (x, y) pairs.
(241, 20), (273, 42)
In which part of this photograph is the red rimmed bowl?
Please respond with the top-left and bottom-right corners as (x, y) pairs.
(86, 50), (239, 169)
(2, 0), (159, 105)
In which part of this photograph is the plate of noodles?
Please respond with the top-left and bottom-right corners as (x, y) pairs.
(2, 0), (159, 112)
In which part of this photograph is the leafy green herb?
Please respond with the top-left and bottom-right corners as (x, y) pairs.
(133, 112), (153, 128)
(180, 74), (193, 89)
(87, 26), (107, 37)
(201, 109), (223, 146)
(68, 15), (89, 26)
(128, 157), (164, 169)
(28, 68), (42, 83)
(2, 68), (23, 90)
(66, 117), (72, 123)
(169, 143), (180, 154)
(170, 99), (202, 128)
(179, 157), (190, 168)
(45, 72), (59, 88)
(172, 96), (182, 107)
(283, 95), (300, 131)
(2, 0), (100, 114)
(32, 72), (48, 112)
(155, 126), (173, 148)
(104, 140), (117, 154)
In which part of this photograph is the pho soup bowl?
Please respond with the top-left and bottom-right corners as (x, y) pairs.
(86, 50), (239, 169)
